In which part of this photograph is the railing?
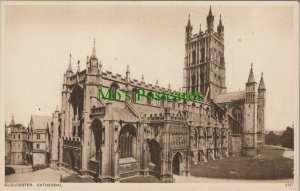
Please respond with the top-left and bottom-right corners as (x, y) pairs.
(91, 107), (105, 115)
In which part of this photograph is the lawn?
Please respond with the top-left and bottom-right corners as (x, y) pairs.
(190, 145), (294, 179)
(61, 174), (95, 183)
(120, 176), (162, 183)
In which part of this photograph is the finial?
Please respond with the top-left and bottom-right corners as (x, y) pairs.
(209, 5), (212, 16)
(69, 53), (72, 64)
(168, 83), (171, 89)
(141, 74), (144, 82)
(77, 60), (80, 72)
(156, 79), (158, 86)
(251, 63), (253, 68)
(56, 105), (59, 111)
(261, 72), (263, 77)
(126, 65), (130, 73)
(91, 38), (98, 60)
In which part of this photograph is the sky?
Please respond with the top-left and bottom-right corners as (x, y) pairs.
(2, 1), (299, 130)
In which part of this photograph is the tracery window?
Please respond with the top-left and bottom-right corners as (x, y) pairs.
(119, 125), (137, 158)
(232, 107), (243, 134)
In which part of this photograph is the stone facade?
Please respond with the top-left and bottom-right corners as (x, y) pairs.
(48, 7), (266, 183)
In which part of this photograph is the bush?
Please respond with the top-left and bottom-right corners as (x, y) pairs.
(5, 167), (15, 176)
(281, 127), (294, 149)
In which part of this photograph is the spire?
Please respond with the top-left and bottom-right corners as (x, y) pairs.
(199, 24), (202, 33)
(206, 6), (214, 32)
(156, 79), (159, 86)
(247, 63), (256, 83)
(10, 114), (15, 126)
(90, 38), (98, 60)
(187, 14), (191, 26)
(258, 72), (266, 90)
(126, 65), (130, 74)
(219, 14), (223, 26)
(67, 53), (73, 72)
(217, 14), (224, 37)
(209, 5), (213, 17)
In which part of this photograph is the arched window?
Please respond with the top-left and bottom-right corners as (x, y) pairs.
(232, 107), (243, 134)
(91, 119), (103, 161)
(201, 48), (205, 62)
(37, 144), (40, 149)
(192, 75), (196, 91)
(131, 88), (137, 103)
(172, 101), (176, 110)
(119, 125), (137, 159)
(70, 84), (84, 120)
(232, 107), (243, 120)
(110, 82), (120, 100)
(147, 92), (154, 105)
(192, 51), (196, 65)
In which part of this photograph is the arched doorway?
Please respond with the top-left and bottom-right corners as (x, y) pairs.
(69, 150), (75, 170)
(91, 118), (103, 161)
(148, 139), (161, 174)
(172, 152), (182, 175)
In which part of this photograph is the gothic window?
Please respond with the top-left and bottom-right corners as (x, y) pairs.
(201, 48), (205, 62)
(160, 99), (164, 108)
(147, 92), (154, 105)
(91, 119), (103, 161)
(232, 107), (243, 134)
(131, 88), (137, 103)
(37, 134), (40, 139)
(110, 82), (120, 100)
(37, 144), (40, 149)
(192, 51), (196, 65)
(18, 134), (20, 139)
(119, 125), (137, 159)
(70, 84), (84, 120)
(192, 75), (196, 91)
(172, 101), (175, 110)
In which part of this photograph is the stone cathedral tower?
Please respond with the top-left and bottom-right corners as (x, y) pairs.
(183, 6), (226, 100)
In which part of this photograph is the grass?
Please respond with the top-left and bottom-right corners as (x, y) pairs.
(190, 145), (294, 179)
(61, 174), (95, 183)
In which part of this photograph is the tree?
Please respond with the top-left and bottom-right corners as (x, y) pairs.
(280, 126), (294, 149)
(265, 131), (280, 145)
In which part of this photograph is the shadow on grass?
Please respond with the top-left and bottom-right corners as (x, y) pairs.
(120, 176), (162, 183)
(190, 145), (293, 179)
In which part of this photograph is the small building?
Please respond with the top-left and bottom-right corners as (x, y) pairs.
(27, 115), (52, 167)
(5, 115), (28, 165)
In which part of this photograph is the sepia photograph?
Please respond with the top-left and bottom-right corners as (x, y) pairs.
(1, 1), (299, 191)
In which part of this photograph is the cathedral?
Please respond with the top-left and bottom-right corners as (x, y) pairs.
(49, 6), (266, 183)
